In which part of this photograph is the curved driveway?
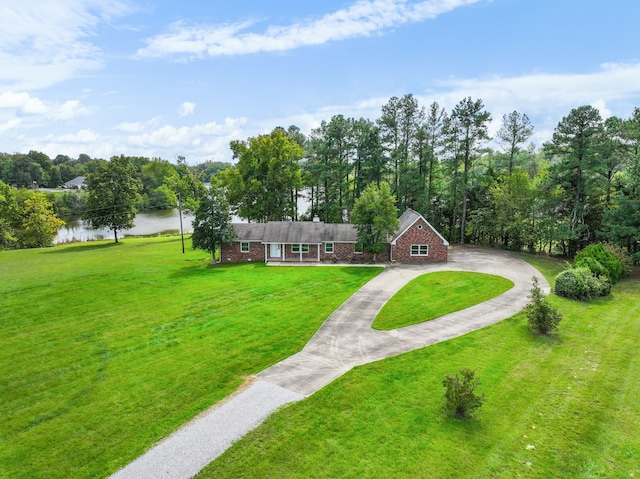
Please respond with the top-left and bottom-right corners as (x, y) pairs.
(111, 246), (548, 479)
(258, 246), (549, 395)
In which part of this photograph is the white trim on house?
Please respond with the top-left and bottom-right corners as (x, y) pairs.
(411, 244), (429, 256)
(291, 243), (310, 253)
(390, 208), (449, 246)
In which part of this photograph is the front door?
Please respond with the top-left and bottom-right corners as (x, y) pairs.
(269, 243), (281, 259)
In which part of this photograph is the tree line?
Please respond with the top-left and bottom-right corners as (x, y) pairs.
(2, 94), (639, 260)
(0, 154), (231, 248)
(0, 151), (231, 188)
(220, 95), (640, 260)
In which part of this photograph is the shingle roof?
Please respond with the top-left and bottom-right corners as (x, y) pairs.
(392, 208), (449, 245)
(232, 208), (446, 245)
(395, 208), (421, 239)
(231, 221), (357, 244)
(63, 176), (85, 188)
(232, 223), (266, 241)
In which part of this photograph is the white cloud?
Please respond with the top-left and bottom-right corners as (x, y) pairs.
(0, 91), (48, 115)
(46, 129), (101, 144)
(54, 100), (91, 120)
(431, 62), (640, 115)
(138, 0), (482, 59)
(590, 99), (612, 120)
(0, 0), (134, 90)
(128, 117), (246, 148)
(0, 118), (21, 133)
(113, 116), (164, 133)
(264, 62), (640, 151)
(178, 101), (196, 117)
(125, 117), (247, 162)
(0, 91), (93, 122)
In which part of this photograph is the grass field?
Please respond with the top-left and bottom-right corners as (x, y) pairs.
(199, 253), (640, 479)
(372, 272), (514, 330)
(0, 238), (382, 479)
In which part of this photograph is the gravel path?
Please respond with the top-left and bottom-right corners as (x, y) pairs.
(110, 247), (547, 478)
(110, 380), (302, 479)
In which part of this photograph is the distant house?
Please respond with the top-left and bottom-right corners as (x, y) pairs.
(63, 176), (86, 189)
(220, 208), (448, 264)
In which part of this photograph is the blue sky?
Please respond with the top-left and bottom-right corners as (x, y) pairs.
(1, 0), (639, 164)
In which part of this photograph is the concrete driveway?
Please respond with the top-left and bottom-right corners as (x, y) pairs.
(111, 246), (548, 479)
(258, 245), (548, 395)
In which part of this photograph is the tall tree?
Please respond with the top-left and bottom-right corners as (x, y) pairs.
(352, 118), (385, 197)
(221, 128), (303, 222)
(496, 111), (534, 175)
(445, 97), (492, 243)
(351, 182), (399, 261)
(488, 168), (536, 250)
(304, 115), (354, 222)
(597, 116), (627, 206)
(418, 102), (447, 216)
(191, 185), (235, 264)
(600, 108), (640, 253)
(544, 105), (603, 255)
(378, 94), (425, 209)
(83, 155), (143, 243)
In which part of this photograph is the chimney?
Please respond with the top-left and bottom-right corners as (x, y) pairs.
(312, 215), (320, 223)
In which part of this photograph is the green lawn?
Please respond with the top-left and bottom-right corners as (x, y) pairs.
(0, 238), (382, 479)
(199, 255), (640, 479)
(372, 272), (514, 330)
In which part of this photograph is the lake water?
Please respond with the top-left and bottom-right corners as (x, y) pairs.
(55, 209), (195, 244)
(54, 198), (306, 243)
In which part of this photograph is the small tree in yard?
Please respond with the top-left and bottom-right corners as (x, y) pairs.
(83, 156), (142, 243)
(191, 186), (235, 264)
(351, 182), (399, 261)
(443, 368), (485, 419)
(525, 276), (562, 335)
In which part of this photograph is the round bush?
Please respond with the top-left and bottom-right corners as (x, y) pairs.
(554, 267), (611, 301)
(574, 243), (623, 284)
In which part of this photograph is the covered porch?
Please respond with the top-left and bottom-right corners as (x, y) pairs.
(263, 242), (323, 263)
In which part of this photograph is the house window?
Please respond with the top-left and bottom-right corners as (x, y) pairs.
(417, 224), (423, 229)
(325, 242), (334, 253)
(354, 243), (363, 254)
(292, 244), (309, 253)
(240, 242), (249, 253)
(411, 244), (429, 256)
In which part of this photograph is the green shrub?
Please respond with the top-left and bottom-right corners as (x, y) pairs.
(602, 242), (634, 278)
(574, 256), (608, 279)
(524, 276), (562, 335)
(574, 243), (623, 284)
(554, 267), (611, 301)
(443, 368), (485, 419)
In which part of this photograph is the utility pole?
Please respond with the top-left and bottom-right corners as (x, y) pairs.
(178, 192), (185, 253)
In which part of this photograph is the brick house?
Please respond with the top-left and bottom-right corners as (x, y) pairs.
(390, 208), (449, 262)
(220, 208), (448, 264)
